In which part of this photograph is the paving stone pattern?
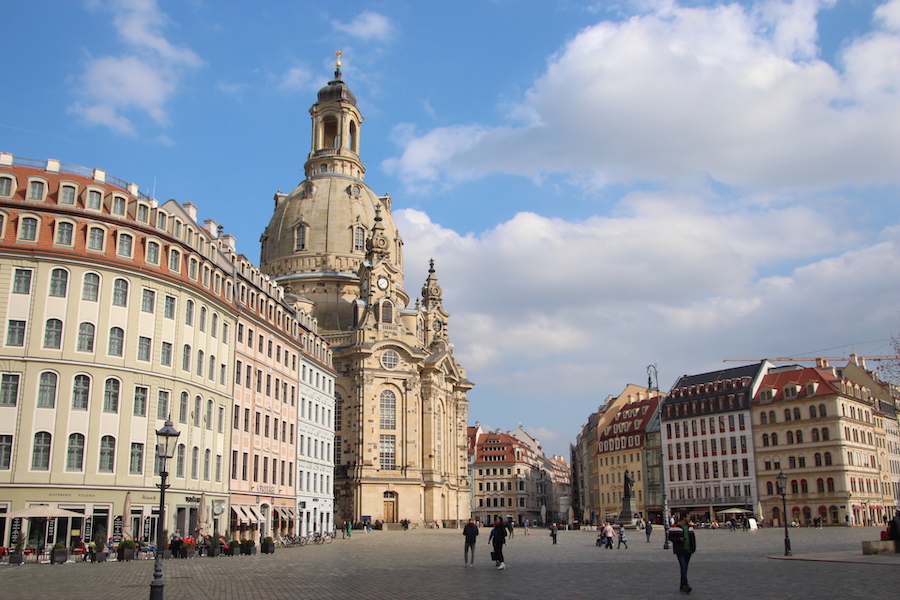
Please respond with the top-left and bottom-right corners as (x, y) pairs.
(1, 526), (896, 600)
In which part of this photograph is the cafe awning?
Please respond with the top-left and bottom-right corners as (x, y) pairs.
(231, 506), (249, 524)
(245, 506), (263, 523)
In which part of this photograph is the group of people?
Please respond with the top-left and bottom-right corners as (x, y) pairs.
(462, 515), (698, 594)
(594, 522), (628, 549)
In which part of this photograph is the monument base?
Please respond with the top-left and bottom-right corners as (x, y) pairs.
(616, 497), (638, 529)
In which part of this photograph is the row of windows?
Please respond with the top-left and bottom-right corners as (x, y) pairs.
(0, 431), (221, 480)
(477, 497), (527, 508)
(765, 478), (837, 495)
(670, 458), (751, 482)
(669, 484), (752, 501)
(764, 453), (834, 471)
(234, 360), (297, 404)
(1, 173), (148, 218)
(230, 450), (295, 487)
(668, 436), (748, 459)
(667, 414), (746, 438)
(0, 170), (231, 269)
(665, 392), (748, 419)
(232, 405), (295, 444)
(6, 320), (226, 383)
(0, 373), (224, 431)
(759, 404), (828, 424)
(236, 325), (298, 370)
(11, 268), (229, 340)
(2, 213), (234, 302)
(761, 428), (832, 446)
(297, 469), (330, 494)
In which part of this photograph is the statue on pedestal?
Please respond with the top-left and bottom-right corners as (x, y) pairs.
(623, 469), (634, 499)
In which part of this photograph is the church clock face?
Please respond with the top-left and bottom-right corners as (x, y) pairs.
(433, 319), (443, 332)
(377, 276), (389, 290)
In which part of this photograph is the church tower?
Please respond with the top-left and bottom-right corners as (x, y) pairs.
(260, 53), (473, 527)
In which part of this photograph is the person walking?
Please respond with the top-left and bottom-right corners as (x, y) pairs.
(645, 519), (653, 542)
(549, 523), (558, 545)
(602, 522), (615, 549)
(506, 519), (514, 539)
(489, 517), (507, 570)
(669, 515), (697, 593)
(617, 525), (628, 549)
(463, 518), (479, 567)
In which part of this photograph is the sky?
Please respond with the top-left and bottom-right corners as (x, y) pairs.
(4, 0), (900, 458)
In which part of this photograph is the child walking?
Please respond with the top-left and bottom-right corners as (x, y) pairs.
(617, 525), (628, 549)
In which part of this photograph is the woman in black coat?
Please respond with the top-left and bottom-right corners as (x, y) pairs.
(668, 516), (697, 593)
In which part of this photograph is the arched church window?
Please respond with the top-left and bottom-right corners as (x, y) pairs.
(295, 225), (306, 251)
(379, 390), (396, 429)
(349, 121), (358, 153)
(353, 226), (365, 252)
(381, 301), (393, 324)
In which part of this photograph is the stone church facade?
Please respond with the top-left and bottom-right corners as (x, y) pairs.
(259, 57), (473, 527)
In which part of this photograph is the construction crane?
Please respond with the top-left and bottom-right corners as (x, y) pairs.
(723, 355), (898, 365)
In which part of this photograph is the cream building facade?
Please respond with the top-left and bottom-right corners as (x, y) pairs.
(0, 157), (235, 547)
(258, 59), (473, 527)
(595, 384), (660, 523)
(754, 364), (886, 526)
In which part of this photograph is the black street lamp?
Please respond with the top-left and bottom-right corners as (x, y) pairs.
(150, 419), (180, 600)
(662, 490), (670, 550)
(776, 470), (792, 557)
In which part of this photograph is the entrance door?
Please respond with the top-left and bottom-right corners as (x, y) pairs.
(384, 501), (395, 523)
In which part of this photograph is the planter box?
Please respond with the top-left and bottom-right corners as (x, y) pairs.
(51, 548), (68, 564)
(206, 547), (221, 557)
(240, 546), (257, 555)
(225, 547), (241, 556)
(91, 552), (107, 563)
(9, 554), (24, 565)
(184, 549), (196, 559)
(117, 548), (136, 562)
(260, 542), (275, 554)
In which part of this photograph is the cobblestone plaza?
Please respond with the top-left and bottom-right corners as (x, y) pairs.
(1, 526), (896, 600)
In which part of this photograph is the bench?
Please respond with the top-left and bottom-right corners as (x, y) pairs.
(861, 540), (897, 555)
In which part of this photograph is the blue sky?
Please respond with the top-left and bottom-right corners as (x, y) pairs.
(4, 0), (900, 457)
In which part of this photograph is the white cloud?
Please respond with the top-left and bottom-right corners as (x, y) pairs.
(69, 0), (202, 135)
(331, 11), (393, 42)
(278, 65), (316, 92)
(385, 1), (900, 193)
(394, 192), (900, 454)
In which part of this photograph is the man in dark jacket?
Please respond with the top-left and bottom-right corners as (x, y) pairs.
(668, 515), (697, 593)
(462, 518), (478, 567)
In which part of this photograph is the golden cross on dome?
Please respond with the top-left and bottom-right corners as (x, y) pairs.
(335, 50), (342, 69)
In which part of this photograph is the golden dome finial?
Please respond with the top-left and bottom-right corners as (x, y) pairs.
(335, 50), (343, 69)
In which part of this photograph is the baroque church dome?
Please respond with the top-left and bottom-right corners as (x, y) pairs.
(259, 55), (404, 331)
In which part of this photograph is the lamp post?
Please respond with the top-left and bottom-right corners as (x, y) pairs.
(150, 419), (180, 600)
(662, 490), (670, 549)
(776, 470), (792, 557)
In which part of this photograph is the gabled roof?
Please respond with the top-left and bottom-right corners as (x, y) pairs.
(754, 367), (842, 403)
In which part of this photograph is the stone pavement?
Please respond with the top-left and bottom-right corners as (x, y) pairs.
(1, 526), (896, 600)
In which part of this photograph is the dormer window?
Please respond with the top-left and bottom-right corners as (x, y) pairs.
(112, 195), (126, 215)
(86, 189), (102, 210)
(784, 385), (798, 399)
(27, 179), (46, 201)
(60, 185), (76, 204)
(0, 176), (13, 197)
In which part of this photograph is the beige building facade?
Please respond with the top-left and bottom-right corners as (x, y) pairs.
(0, 157), (234, 548)
(258, 59), (472, 527)
(754, 364), (886, 526)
